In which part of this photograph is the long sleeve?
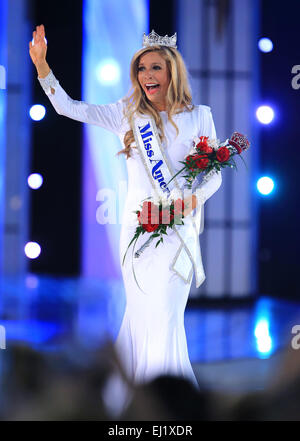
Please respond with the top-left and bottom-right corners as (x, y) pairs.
(192, 106), (222, 205)
(37, 69), (125, 135)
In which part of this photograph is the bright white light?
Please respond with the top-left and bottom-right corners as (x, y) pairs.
(254, 318), (273, 356)
(30, 104), (46, 121)
(256, 335), (272, 354)
(24, 242), (41, 259)
(258, 37), (273, 53)
(96, 59), (121, 85)
(256, 105), (274, 124)
(254, 319), (269, 339)
(257, 176), (275, 195)
(28, 173), (43, 190)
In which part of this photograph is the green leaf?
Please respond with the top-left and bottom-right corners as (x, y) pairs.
(238, 153), (248, 171)
(122, 232), (141, 266)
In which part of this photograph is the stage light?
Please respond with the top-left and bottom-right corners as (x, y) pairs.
(256, 105), (274, 124)
(28, 173), (43, 189)
(258, 37), (273, 53)
(24, 242), (41, 259)
(254, 318), (269, 339)
(96, 59), (121, 85)
(30, 104), (46, 121)
(254, 318), (273, 357)
(257, 176), (275, 195)
(82, 0), (148, 279)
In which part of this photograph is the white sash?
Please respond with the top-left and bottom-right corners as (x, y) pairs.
(132, 114), (206, 288)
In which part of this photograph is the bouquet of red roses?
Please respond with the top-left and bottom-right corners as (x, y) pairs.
(122, 191), (186, 266)
(122, 132), (250, 291)
(121, 191), (188, 293)
(169, 131), (250, 189)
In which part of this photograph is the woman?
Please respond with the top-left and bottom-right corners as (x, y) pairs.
(29, 25), (222, 403)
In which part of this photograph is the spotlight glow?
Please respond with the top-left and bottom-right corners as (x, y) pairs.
(96, 59), (121, 85)
(28, 173), (43, 190)
(254, 318), (273, 357)
(30, 104), (46, 121)
(258, 37), (273, 53)
(256, 105), (274, 124)
(24, 242), (41, 259)
(257, 176), (275, 195)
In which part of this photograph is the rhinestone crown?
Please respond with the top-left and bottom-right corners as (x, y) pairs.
(142, 30), (177, 49)
(228, 132), (250, 154)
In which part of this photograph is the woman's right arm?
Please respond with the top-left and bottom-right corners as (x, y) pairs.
(29, 25), (124, 134)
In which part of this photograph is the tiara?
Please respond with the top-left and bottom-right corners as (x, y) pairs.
(142, 30), (177, 49)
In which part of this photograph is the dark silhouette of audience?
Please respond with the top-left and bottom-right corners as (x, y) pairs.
(0, 339), (300, 420)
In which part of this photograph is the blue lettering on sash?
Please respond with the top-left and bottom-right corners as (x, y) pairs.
(139, 122), (151, 133)
(138, 122), (171, 194)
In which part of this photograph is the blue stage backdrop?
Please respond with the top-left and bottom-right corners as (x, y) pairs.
(177, 0), (259, 299)
(81, 0), (148, 280)
(0, 0), (7, 275)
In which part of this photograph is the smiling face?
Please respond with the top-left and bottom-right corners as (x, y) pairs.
(137, 51), (171, 111)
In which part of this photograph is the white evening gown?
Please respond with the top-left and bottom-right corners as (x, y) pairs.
(38, 70), (222, 413)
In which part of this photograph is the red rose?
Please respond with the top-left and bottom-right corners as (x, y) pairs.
(196, 136), (213, 154)
(141, 201), (152, 213)
(159, 209), (174, 224)
(143, 223), (159, 232)
(173, 198), (185, 216)
(149, 204), (160, 224)
(137, 209), (150, 225)
(185, 155), (196, 171)
(194, 155), (209, 170)
(198, 144), (213, 154)
(137, 202), (160, 231)
(216, 146), (230, 162)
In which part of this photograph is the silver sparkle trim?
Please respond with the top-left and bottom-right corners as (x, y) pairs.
(150, 115), (201, 286)
(134, 235), (155, 258)
(37, 69), (59, 96)
(143, 30), (177, 49)
(132, 113), (205, 286)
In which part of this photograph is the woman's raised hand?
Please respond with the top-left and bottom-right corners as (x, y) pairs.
(29, 24), (47, 66)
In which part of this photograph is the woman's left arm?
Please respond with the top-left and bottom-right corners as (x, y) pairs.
(193, 168), (222, 204)
(183, 170), (222, 216)
(183, 106), (222, 216)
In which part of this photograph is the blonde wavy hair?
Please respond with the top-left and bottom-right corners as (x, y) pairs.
(116, 45), (194, 159)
